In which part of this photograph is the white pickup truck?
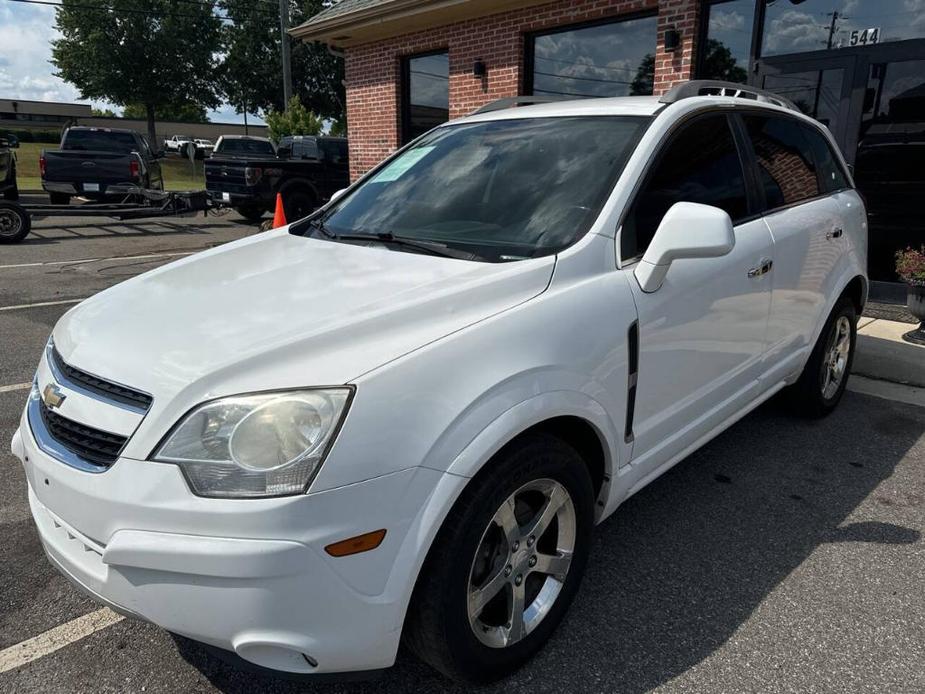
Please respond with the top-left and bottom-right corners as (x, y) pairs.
(163, 134), (193, 153)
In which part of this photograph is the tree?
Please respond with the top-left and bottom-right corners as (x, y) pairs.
(51, 0), (223, 145)
(123, 102), (209, 123)
(265, 96), (324, 141)
(219, 1), (345, 122)
(629, 54), (655, 96)
(91, 107), (118, 117)
(700, 39), (748, 84)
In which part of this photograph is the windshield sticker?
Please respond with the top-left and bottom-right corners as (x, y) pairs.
(371, 146), (436, 183)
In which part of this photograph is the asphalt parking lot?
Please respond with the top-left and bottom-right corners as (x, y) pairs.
(1, 207), (924, 693)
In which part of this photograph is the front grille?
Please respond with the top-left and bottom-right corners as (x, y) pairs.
(51, 346), (152, 410)
(39, 400), (127, 466)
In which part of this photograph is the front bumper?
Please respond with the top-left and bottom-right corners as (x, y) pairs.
(11, 418), (462, 675)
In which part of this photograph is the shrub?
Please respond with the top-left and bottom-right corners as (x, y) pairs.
(264, 96), (324, 143)
(896, 247), (925, 286)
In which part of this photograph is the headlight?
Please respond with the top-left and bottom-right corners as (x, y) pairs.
(153, 388), (352, 498)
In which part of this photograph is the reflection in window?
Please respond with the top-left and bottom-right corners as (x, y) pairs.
(529, 15), (658, 98)
(743, 115), (820, 209)
(403, 52), (449, 144)
(700, 0), (754, 82)
(762, 0), (925, 57)
(763, 68), (844, 129)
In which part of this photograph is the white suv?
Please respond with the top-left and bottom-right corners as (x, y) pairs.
(11, 82), (867, 682)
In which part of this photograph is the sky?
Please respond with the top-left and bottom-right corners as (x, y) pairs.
(0, 2), (266, 125)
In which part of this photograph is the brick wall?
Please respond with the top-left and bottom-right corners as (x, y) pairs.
(343, 0), (701, 179)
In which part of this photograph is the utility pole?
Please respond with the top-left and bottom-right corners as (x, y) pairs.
(279, 0), (293, 106)
(826, 11), (839, 50)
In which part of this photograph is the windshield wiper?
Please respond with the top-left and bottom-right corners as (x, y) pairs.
(331, 232), (482, 261)
(305, 215), (336, 239)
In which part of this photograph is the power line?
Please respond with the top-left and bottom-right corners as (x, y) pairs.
(2, 0), (276, 21)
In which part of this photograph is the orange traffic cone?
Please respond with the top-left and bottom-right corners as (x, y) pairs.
(272, 193), (287, 228)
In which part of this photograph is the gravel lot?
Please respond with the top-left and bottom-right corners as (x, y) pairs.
(0, 207), (923, 693)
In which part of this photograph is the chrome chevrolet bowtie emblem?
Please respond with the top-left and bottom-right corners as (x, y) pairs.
(42, 383), (66, 409)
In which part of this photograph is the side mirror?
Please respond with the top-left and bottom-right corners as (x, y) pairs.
(329, 188), (348, 203)
(633, 202), (735, 293)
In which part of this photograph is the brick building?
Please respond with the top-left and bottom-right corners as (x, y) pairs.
(293, 0), (925, 284)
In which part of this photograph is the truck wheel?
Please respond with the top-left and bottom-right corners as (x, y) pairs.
(3, 165), (18, 200)
(0, 202), (30, 243)
(49, 192), (71, 205)
(784, 296), (857, 418)
(281, 188), (316, 222)
(235, 206), (266, 222)
(404, 433), (594, 682)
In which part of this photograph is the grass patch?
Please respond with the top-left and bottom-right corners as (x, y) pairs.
(11, 142), (206, 191)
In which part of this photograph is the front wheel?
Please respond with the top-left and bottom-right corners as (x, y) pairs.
(404, 433), (594, 682)
(0, 202), (30, 243)
(785, 296), (857, 418)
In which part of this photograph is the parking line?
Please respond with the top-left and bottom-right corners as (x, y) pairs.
(0, 382), (31, 393)
(0, 250), (195, 271)
(0, 608), (124, 674)
(0, 298), (84, 312)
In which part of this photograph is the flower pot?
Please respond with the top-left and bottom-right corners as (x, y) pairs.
(904, 283), (925, 345)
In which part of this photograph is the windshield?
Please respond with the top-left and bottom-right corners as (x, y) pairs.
(63, 130), (137, 153)
(216, 138), (275, 156)
(312, 116), (648, 261)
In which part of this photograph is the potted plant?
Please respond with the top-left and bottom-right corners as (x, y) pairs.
(896, 246), (925, 345)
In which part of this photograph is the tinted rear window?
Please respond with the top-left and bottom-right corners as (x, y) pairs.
(63, 130), (137, 153)
(799, 123), (850, 193)
(742, 115), (821, 209)
(217, 139), (275, 156)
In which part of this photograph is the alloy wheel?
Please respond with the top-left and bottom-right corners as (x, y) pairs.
(467, 478), (576, 648)
(821, 315), (851, 399)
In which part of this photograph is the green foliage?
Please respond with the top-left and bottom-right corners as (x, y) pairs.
(218, 1), (345, 121)
(91, 107), (118, 117)
(265, 96), (324, 141)
(123, 102), (209, 123)
(328, 117), (347, 137)
(700, 39), (748, 84)
(629, 54), (655, 96)
(51, 0), (222, 144)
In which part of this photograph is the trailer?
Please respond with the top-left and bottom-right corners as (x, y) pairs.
(0, 187), (214, 244)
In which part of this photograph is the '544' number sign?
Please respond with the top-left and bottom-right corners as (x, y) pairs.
(848, 27), (880, 46)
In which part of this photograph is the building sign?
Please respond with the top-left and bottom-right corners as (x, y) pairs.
(847, 28), (880, 47)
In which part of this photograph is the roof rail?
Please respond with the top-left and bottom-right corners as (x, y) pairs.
(470, 96), (573, 116)
(659, 80), (800, 112)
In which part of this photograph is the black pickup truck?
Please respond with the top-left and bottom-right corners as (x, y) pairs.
(204, 135), (348, 221)
(0, 134), (18, 200)
(41, 127), (164, 204)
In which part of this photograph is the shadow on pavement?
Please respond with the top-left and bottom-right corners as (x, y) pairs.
(173, 391), (924, 694)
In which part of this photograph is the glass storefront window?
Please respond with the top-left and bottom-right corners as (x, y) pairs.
(402, 52), (449, 144)
(762, 0), (925, 57)
(528, 15), (658, 98)
(700, 0), (756, 82)
(763, 68), (845, 128)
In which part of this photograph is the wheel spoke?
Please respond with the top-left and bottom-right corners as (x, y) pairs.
(504, 581), (527, 645)
(523, 484), (567, 541)
(494, 497), (520, 547)
(469, 566), (509, 618)
(531, 550), (572, 580)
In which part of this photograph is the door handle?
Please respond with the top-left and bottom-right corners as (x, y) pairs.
(747, 257), (773, 278)
(826, 228), (843, 240)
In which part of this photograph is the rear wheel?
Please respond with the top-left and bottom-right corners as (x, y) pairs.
(235, 205), (266, 222)
(280, 187), (316, 222)
(48, 192), (70, 205)
(0, 202), (30, 243)
(785, 296), (857, 418)
(404, 433), (594, 682)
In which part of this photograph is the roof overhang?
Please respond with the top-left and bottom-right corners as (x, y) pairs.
(291, 0), (551, 47)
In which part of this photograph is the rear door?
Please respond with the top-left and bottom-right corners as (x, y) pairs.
(621, 112), (775, 470)
(738, 113), (854, 381)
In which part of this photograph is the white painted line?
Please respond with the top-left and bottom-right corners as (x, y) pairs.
(0, 250), (195, 270)
(0, 608), (124, 674)
(848, 375), (925, 408)
(0, 298), (84, 313)
(0, 382), (31, 393)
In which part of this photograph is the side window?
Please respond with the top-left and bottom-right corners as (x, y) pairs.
(800, 124), (850, 193)
(742, 115), (820, 210)
(302, 139), (320, 160)
(622, 114), (748, 260)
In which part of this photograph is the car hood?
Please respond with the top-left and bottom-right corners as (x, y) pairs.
(52, 229), (555, 405)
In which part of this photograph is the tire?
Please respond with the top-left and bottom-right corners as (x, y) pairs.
(48, 192), (71, 205)
(404, 432), (595, 682)
(280, 187), (316, 222)
(0, 202), (31, 243)
(235, 205), (266, 222)
(785, 296), (857, 418)
(3, 165), (18, 200)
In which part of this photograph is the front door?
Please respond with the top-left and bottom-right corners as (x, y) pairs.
(619, 113), (774, 472)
